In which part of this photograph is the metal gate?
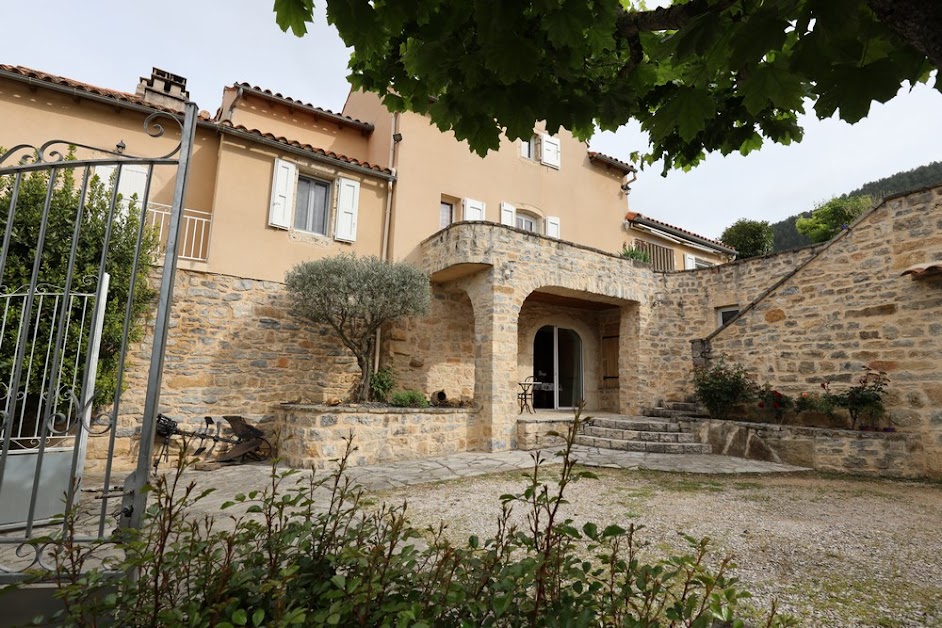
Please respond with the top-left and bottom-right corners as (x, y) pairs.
(0, 103), (197, 583)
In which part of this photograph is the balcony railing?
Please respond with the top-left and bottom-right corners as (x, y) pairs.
(145, 203), (211, 262)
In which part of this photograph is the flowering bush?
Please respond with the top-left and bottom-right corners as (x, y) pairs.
(756, 385), (794, 424)
(692, 357), (757, 418)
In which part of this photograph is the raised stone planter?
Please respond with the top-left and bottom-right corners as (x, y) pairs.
(678, 418), (926, 478)
(275, 404), (477, 468)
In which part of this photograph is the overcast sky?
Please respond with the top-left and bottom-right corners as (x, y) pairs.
(3, 0), (940, 239)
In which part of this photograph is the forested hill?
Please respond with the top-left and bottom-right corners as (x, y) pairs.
(770, 161), (942, 251)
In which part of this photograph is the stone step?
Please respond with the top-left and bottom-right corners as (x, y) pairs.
(642, 407), (708, 419)
(586, 416), (681, 432)
(662, 401), (704, 413)
(581, 425), (698, 444)
(575, 435), (712, 455)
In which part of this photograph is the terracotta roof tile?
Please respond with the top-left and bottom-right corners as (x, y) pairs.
(218, 121), (392, 174)
(587, 151), (637, 174)
(625, 211), (732, 251)
(0, 64), (214, 121)
(235, 83), (373, 130)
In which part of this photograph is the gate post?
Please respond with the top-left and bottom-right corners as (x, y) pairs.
(124, 102), (198, 531)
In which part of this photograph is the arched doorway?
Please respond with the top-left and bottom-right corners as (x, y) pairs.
(533, 325), (584, 409)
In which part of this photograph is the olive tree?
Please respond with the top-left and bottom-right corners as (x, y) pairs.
(284, 254), (430, 402)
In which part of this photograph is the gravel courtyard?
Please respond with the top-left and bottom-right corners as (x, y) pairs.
(373, 468), (942, 628)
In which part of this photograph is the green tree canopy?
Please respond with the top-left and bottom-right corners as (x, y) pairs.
(720, 218), (773, 258)
(284, 254), (430, 402)
(273, 0), (941, 173)
(795, 195), (872, 242)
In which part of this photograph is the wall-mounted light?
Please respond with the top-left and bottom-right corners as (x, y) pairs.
(115, 140), (126, 154)
(392, 132), (403, 143)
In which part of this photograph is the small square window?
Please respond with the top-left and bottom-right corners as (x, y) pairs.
(716, 306), (740, 327)
(439, 200), (455, 229)
(295, 176), (330, 235)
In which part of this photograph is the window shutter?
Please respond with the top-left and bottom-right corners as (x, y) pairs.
(334, 177), (360, 242)
(546, 216), (561, 239)
(269, 158), (297, 229)
(96, 164), (149, 202)
(500, 202), (516, 226)
(520, 139), (529, 158)
(462, 198), (486, 221)
(540, 134), (561, 168)
(684, 253), (697, 270)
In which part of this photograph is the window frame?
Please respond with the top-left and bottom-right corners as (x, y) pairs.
(716, 305), (740, 327)
(293, 175), (332, 236)
(439, 200), (456, 229)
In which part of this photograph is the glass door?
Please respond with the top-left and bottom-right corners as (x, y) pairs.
(532, 325), (584, 409)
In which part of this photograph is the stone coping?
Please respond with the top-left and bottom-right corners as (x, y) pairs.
(516, 415), (576, 424)
(278, 403), (477, 415)
(677, 417), (917, 441)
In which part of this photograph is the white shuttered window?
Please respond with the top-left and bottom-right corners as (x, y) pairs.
(500, 202), (516, 226)
(540, 134), (561, 168)
(545, 216), (561, 239)
(333, 177), (360, 242)
(269, 158), (297, 229)
(462, 198), (486, 221)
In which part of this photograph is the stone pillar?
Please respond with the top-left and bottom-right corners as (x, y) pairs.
(618, 302), (642, 415)
(691, 338), (712, 369)
(465, 274), (521, 451)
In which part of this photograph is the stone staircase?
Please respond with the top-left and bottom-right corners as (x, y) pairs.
(574, 402), (711, 454)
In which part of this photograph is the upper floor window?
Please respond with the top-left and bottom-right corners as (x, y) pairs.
(516, 213), (537, 232)
(269, 157), (360, 242)
(295, 176), (330, 235)
(439, 200), (455, 229)
(633, 239), (674, 271)
(520, 136), (535, 160)
(519, 134), (561, 169)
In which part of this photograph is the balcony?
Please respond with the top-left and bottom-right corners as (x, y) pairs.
(145, 203), (211, 262)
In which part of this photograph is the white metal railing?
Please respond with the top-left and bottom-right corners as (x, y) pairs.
(145, 203), (212, 262)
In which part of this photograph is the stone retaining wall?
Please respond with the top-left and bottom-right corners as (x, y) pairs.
(275, 404), (476, 468)
(705, 186), (942, 477)
(679, 418), (926, 478)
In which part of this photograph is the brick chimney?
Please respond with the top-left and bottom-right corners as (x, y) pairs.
(136, 68), (190, 110)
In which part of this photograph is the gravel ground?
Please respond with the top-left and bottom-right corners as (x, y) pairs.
(372, 468), (942, 628)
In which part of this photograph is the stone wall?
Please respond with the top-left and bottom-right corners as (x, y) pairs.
(705, 186), (942, 477)
(516, 416), (571, 450)
(650, 245), (824, 403)
(679, 418), (926, 478)
(276, 404), (475, 468)
(383, 287), (475, 402)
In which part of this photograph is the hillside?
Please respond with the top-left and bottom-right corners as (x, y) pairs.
(770, 161), (942, 251)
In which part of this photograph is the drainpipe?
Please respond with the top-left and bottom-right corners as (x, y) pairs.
(374, 111), (401, 375)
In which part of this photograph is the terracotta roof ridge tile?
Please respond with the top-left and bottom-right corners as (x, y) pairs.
(587, 150), (637, 173)
(626, 211), (729, 249)
(234, 82), (372, 127)
(0, 64), (190, 116)
(218, 121), (392, 174)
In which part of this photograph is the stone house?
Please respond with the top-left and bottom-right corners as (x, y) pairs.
(1, 65), (939, 477)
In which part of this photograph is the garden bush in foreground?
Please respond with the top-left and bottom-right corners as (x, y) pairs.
(15, 408), (793, 627)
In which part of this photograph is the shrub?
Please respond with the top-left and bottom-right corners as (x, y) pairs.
(619, 243), (651, 264)
(720, 218), (774, 258)
(369, 367), (396, 402)
(19, 407), (793, 627)
(827, 367), (889, 429)
(692, 357), (756, 418)
(390, 389), (429, 408)
(795, 391), (835, 416)
(756, 385), (794, 424)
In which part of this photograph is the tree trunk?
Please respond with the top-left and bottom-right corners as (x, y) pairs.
(356, 354), (372, 403)
(869, 0), (942, 69)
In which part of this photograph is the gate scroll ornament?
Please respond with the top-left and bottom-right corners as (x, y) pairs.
(0, 103), (198, 583)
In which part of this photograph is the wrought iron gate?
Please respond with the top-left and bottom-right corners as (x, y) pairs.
(0, 103), (197, 583)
